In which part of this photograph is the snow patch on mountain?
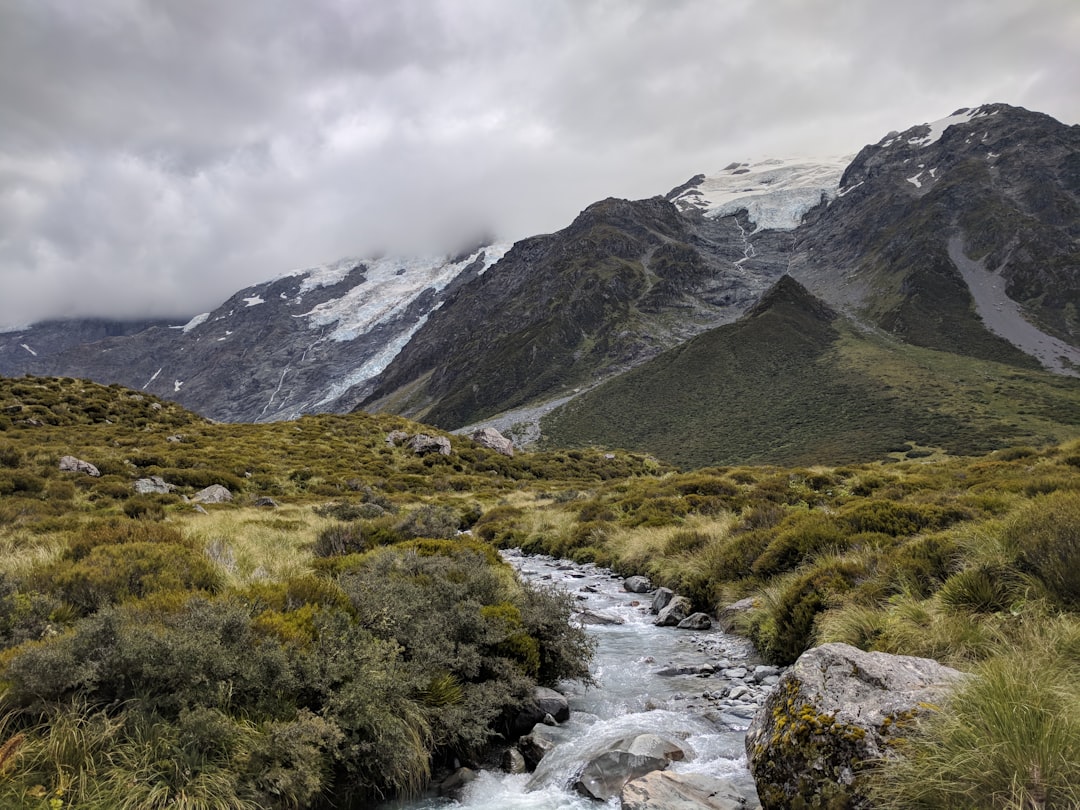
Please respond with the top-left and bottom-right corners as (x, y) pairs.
(669, 157), (850, 232)
(20, 344), (37, 356)
(175, 313), (210, 333)
(906, 106), (997, 148)
(243, 296), (265, 307)
(299, 244), (511, 343)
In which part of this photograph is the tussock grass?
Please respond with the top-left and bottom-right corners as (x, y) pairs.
(177, 506), (334, 586)
(871, 617), (1080, 810)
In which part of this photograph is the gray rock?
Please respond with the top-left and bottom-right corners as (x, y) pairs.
(518, 728), (556, 770)
(651, 586), (675, 614)
(253, 496), (279, 508)
(134, 475), (173, 494)
(534, 686), (570, 723)
(654, 596), (692, 627)
(621, 770), (758, 810)
(716, 597), (755, 633)
(746, 642), (965, 810)
(409, 433), (452, 456)
(751, 665), (780, 682)
(192, 484), (233, 504)
(577, 609), (625, 626)
(386, 430), (410, 447)
(438, 767), (476, 799)
(677, 612), (713, 630)
(624, 575), (652, 594)
(470, 426), (514, 457)
(723, 667), (748, 680)
(58, 455), (100, 477)
(501, 747), (527, 774)
(574, 733), (685, 801)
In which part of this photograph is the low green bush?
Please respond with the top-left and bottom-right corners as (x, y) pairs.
(1006, 491), (1080, 608)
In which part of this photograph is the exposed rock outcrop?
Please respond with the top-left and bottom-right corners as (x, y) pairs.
(59, 455), (100, 477)
(134, 475), (173, 494)
(408, 433), (452, 456)
(745, 642), (965, 810)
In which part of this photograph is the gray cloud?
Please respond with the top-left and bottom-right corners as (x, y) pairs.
(1, 0), (1077, 325)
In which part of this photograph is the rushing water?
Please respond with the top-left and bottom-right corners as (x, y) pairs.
(390, 550), (764, 809)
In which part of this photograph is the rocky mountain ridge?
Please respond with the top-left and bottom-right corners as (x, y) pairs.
(1, 103), (1077, 460)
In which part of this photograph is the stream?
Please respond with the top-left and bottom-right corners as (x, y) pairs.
(389, 550), (769, 809)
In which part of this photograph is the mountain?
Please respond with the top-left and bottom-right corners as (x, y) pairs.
(540, 274), (1080, 468)
(0, 246), (510, 422)
(1, 103), (1077, 465)
(791, 104), (1080, 371)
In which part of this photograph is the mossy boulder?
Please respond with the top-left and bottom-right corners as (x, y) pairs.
(745, 642), (964, 809)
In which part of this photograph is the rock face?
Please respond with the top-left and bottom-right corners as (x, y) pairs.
(745, 642), (965, 810)
(651, 587), (675, 614)
(573, 733), (685, 801)
(621, 770), (758, 810)
(191, 484), (233, 504)
(470, 426), (514, 456)
(512, 686), (570, 735)
(58, 455), (100, 477)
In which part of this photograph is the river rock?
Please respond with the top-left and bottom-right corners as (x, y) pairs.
(654, 596), (692, 627)
(134, 475), (173, 494)
(192, 484), (233, 504)
(438, 767), (476, 799)
(501, 747), (527, 774)
(408, 433), (452, 456)
(518, 728), (556, 770)
(577, 608), (625, 625)
(624, 575), (652, 593)
(677, 612), (713, 630)
(574, 733), (685, 801)
(716, 597), (755, 633)
(651, 587), (675, 614)
(745, 642), (965, 810)
(621, 770), (757, 810)
(471, 426), (514, 457)
(534, 686), (570, 723)
(59, 455), (100, 477)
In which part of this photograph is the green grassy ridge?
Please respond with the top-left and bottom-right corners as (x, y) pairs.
(540, 277), (1080, 468)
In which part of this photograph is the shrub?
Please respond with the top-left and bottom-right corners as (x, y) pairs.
(751, 513), (847, 577)
(394, 504), (461, 540)
(938, 565), (1022, 614)
(43, 542), (223, 613)
(312, 523), (367, 557)
(122, 495), (166, 520)
(65, 518), (188, 561)
(314, 500), (386, 521)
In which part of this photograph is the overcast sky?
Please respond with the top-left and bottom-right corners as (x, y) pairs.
(1, 0), (1077, 326)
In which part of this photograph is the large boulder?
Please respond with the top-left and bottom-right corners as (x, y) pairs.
(409, 433), (452, 456)
(745, 642), (965, 810)
(134, 476), (173, 494)
(511, 686), (570, 735)
(191, 484), (233, 504)
(654, 596), (692, 627)
(573, 733), (685, 801)
(471, 426), (514, 457)
(621, 770), (759, 810)
(677, 612), (713, 630)
(651, 587), (675, 614)
(624, 575), (652, 594)
(59, 455), (100, 477)
(518, 727), (557, 771)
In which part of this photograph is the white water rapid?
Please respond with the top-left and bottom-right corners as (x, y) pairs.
(387, 550), (768, 809)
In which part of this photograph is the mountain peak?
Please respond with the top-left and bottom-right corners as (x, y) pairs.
(746, 274), (837, 322)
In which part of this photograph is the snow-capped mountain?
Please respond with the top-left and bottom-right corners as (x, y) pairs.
(2, 103), (1076, 434)
(0, 244), (510, 422)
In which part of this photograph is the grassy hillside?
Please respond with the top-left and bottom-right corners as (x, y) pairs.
(1, 374), (1078, 808)
(541, 277), (1080, 468)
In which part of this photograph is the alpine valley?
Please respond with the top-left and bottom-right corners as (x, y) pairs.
(2, 103), (1078, 466)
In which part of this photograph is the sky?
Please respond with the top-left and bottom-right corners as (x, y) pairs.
(1, 0), (1077, 327)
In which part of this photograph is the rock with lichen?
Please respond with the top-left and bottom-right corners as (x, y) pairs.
(745, 642), (965, 809)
